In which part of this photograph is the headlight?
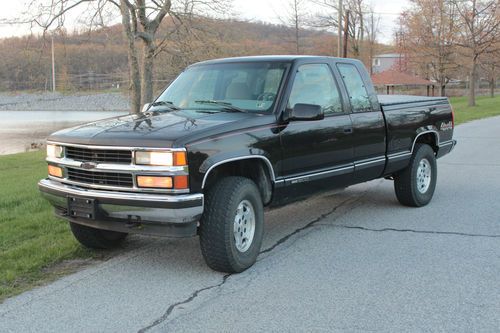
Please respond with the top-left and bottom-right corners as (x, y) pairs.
(135, 151), (187, 166)
(47, 144), (63, 158)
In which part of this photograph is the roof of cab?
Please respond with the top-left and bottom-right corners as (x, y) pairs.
(191, 55), (348, 66)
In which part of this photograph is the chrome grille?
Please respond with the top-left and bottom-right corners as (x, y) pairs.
(66, 147), (132, 164)
(67, 168), (133, 187)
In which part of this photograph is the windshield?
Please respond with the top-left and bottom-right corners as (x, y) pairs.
(156, 62), (289, 113)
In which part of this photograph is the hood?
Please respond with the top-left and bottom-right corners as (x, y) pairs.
(48, 109), (261, 148)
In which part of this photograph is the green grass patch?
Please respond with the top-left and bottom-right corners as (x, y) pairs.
(0, 150), (96, 302)
(450, 95), (500, 125)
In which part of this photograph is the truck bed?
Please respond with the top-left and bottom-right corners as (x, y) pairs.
(378, 94), (448, 107)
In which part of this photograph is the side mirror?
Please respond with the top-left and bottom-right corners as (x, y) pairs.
(288, 103), (324, 121)
(141, 103), (150, 113)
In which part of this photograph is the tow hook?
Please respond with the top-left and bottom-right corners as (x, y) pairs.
(126, 215), (143, 229)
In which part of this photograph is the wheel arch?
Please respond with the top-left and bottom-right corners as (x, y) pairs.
(200, 155), (276, 205)
(412, 130), (440, 155)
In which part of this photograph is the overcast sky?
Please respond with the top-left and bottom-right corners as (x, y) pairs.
(0, 0), (410, 44)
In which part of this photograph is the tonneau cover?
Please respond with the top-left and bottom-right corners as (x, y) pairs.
(378, 94), (448, 106)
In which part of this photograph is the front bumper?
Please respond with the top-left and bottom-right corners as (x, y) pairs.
(38, 178), (204, 237)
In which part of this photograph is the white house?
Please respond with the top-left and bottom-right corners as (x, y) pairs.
(372, 53), (406, 73)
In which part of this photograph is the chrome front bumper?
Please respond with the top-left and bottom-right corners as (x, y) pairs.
(38, 178), (204, 237)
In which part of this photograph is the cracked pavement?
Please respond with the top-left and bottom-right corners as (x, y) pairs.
(1, 116), (500, 332)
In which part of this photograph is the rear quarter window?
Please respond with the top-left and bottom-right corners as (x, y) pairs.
(337, 63), (372, 113)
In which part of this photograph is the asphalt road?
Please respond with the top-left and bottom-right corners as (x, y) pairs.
(1, 116), (500, 332)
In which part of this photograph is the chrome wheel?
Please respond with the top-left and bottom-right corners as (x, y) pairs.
(233, 200), (256, 253)
(416, 158), (432, 193)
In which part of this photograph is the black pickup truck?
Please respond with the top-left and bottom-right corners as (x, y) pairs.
(39, 56), (456, 273)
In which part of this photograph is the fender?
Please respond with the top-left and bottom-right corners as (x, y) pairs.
(199, 149), (276, 189)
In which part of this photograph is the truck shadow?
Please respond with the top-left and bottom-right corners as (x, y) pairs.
(121, 180), (401, 273)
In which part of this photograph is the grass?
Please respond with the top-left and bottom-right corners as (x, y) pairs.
(449, 95), (500, 125)
(0, 150), (96, 302)
(0, 95), (498, 302)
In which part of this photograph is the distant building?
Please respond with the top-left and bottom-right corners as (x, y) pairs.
(371, 70), (436, 96)
(372, 53), (407, 74)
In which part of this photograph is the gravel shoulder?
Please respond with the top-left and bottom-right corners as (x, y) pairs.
(0, 92), (129, 111)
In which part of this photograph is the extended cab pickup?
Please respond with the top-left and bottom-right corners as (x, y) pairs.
(39, 56), (456, 273)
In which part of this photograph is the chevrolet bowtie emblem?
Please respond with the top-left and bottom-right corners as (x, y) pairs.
(80, 162), (97, 170)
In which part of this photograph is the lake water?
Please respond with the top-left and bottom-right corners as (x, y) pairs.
(0, 110), (127, 155)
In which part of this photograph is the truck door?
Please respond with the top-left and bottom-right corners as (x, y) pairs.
(279, 63), (355, 198)
(335, 63), (386, 182)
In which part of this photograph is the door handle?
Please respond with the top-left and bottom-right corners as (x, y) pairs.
(343, 127), (353, 134)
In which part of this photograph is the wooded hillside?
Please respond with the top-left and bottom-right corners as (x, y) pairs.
(0, 17), (389, 92)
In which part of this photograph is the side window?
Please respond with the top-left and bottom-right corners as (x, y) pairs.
(288, 64), (343, 114)
(337, 63), (372, 112)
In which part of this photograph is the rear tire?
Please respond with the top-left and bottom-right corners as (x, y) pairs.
(69, 222), (128, 249)
(199, 176), (264, 273)
(394, 143), (437, 207)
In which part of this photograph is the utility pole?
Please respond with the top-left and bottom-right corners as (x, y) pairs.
(343, 10), (350, 58)
(294, 0), (300, 54)
(337, 0), (342, 57)
(51, 35), (56, 92)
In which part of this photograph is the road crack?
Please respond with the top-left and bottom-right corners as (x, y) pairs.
(321, 224), (500, 238)
(138, 193), (366, 332)
(138, 274), (231, 333)
(259, 196), (359, 255)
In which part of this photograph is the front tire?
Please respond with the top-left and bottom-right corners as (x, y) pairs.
(394, 143), (437, 207)
(69, 222), (128, 249)
(199, 177), (264, 273)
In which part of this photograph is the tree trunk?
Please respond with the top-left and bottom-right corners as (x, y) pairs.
(490, 77), (495, 98)
(490, 65), (495, 98)
(120, 1), (141, 114)
(141, 41), (155, 105)
(468, 57), (476, 107)
(295, 24), (299, 54)
(128, 50), (142, 114)
(343, 10), (349, 58)
(440, 85), (446, 97)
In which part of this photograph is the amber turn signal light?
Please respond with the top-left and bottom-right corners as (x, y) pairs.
(136, 176), (173, 189)
(174, 175), (189, 189)
(48, 165), (63, 178)
(173, 151), (187, 166)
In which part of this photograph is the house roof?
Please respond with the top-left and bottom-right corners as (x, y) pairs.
(371, 70), (433, 86)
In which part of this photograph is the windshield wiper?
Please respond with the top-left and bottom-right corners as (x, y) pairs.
(194, 100), (246, 113)
(150, 100), (181, 111)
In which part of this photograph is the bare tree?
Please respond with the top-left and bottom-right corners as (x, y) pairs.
(398, 0), (460, 96)
(366, 8), (380, 74)
(278, 0), (308, 54)
(312, 0), (369, 58)
(479, 46), (500, 97)
(451, 0), (499, 106)
(19, 0), (230, 113)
